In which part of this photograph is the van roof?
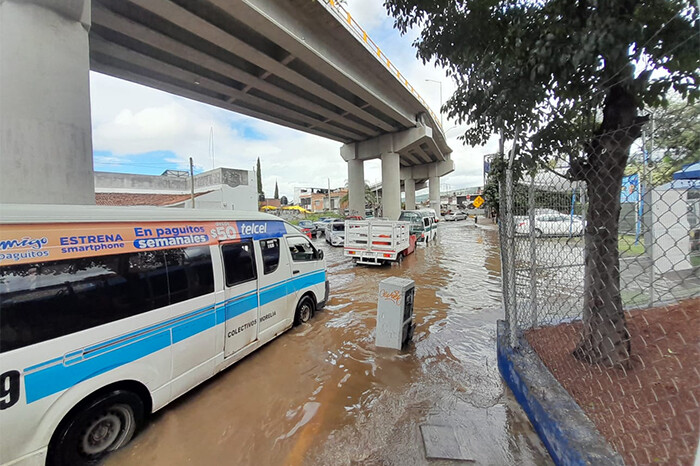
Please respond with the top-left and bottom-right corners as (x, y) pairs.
(0, 204), (280, 225)
(401, 210), (431, 216)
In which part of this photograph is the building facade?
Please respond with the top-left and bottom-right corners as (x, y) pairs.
(295, 187), (348, 213)
(95, 167), (257, 211)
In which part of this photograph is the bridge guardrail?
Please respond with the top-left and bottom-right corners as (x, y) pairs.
(321, 0), (443, 133)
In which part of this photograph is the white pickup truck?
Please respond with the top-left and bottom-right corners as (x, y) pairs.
(344, 220), (417, 265)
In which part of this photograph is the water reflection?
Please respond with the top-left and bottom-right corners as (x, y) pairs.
(106, 222), (551, 465)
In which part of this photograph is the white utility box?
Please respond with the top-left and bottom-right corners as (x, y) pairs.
(376, 277), (415, 349)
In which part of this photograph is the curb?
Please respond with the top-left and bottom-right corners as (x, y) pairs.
(496, 320), (624, 466)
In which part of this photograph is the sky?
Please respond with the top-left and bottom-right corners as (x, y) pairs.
(90, 0), (498, 200)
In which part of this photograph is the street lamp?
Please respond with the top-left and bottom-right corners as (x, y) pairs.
(425, 79), (443, 127)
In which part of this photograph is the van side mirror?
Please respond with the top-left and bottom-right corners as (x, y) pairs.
(316, 249), (324, 260)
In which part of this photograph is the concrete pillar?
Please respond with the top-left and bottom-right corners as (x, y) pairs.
(404, 178), (416, 210)
(347, 158), (365, 216)
(1, 0), (95, 204)
(429, 175), (440, 215)
(381, 152), (400, 220)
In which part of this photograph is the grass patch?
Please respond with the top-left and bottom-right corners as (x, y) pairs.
(691, 255), (700, 267)
(619, 235), (645, 257)
(621, 289), (650, 307)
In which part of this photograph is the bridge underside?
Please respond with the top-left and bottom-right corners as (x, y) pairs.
(89, 0), (449, 165)
(1, 0), (453, 209)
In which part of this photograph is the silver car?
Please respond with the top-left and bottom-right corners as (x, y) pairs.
(444, 211), (467, 221)
(515, 214), (584, 237)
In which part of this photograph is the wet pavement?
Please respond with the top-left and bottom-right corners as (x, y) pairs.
(106, 221), (552, 465)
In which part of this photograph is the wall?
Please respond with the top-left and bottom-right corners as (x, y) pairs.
(95, 168), (251, 194)
(95, 168), (257, 211)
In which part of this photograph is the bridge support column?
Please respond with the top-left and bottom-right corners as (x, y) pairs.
(381, 152), (400, 220)
(1, 0), (94, 204)
(429, 174), (440, 215)
(404, 179), (416, 210)
(347, 158), (365, 217)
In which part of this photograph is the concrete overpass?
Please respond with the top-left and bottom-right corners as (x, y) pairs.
(0, 0), (453, 219)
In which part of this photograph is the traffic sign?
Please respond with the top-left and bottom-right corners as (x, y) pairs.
(472, 195), (484, 208)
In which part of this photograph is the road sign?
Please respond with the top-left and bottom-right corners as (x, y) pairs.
(472, 195), (484, 208)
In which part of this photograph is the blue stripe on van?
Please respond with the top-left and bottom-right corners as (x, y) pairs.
(172, 310), (217, 345)
(22, 269), (326, 404)
(25, 330), (171, 403)
(225, 294), (259, 320)
(260, 282), (288, 306)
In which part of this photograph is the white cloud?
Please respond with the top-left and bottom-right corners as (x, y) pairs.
(343, 0), (393, 31)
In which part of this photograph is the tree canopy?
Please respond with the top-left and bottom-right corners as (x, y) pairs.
(386, 0), (698, 172)
(256, 157), (264, 201)
(386, 0), (698, 366)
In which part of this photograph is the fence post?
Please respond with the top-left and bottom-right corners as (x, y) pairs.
(529, 173), (537, 328)
(505, 125), (519, 348)
(642, 124), (655, 307)
(498, 128), (510, 327)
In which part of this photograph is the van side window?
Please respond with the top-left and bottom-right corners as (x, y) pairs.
(222, 241), (257, 287)
(0, 246), (214, 353)
(287, 237), (317, 262)
(260, 239), (280, 275)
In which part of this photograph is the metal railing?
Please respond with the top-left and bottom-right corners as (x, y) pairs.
(496, 102), (699, 464)
(320, 0), (443, 132)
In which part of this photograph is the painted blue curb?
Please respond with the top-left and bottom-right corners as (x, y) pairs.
(496, 320), (624, 466)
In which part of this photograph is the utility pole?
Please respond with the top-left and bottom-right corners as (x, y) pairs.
(190, 157), (195, 209)
(425, 79), (443, 127)
(327, 178), (331, 212)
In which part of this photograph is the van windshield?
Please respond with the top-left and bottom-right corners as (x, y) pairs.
(332, 224), (344, 231)
(399, 212), (423, 225)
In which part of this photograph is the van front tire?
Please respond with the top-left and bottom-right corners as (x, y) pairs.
(48, 390), (144, 466)
(294, 296), (315, 326)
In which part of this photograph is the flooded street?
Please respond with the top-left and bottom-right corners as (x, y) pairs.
(106, 222), (551, 465)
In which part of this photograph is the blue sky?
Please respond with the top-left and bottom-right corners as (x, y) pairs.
(90, 0), (496, 198)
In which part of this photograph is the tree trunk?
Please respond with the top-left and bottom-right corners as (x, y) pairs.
(572, 85), (647, 367)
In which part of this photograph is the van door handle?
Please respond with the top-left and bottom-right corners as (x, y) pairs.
(293, 270), (300, 274)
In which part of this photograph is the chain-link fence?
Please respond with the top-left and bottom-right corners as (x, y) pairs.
(497, 103), (699, 465)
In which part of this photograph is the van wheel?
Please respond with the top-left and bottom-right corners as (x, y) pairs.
(294, 296), (315, 326)
(49, 390), (144, 466)
(534, 228), (543, 238)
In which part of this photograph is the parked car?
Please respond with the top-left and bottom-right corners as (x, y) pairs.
(313, 218), (334, 235)
(292, 224), (313, 239)
(515, 214), (584, 237)
(298, 220), (317, 235)
(444, 211), (467, 221)
(325, 219), (346, 246)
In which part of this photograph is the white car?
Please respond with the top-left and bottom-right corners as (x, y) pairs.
(515, 214), (584, 237)
(325, 219), (346, 246)
(313, 218), (334, 236)
(444, 211), (467, 221)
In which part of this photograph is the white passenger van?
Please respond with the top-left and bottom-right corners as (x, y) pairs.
(0, 205), (328, 466)
(398, 210), (437, 242)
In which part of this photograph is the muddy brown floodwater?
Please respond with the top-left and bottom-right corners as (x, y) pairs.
(105, 222), (552, 465)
